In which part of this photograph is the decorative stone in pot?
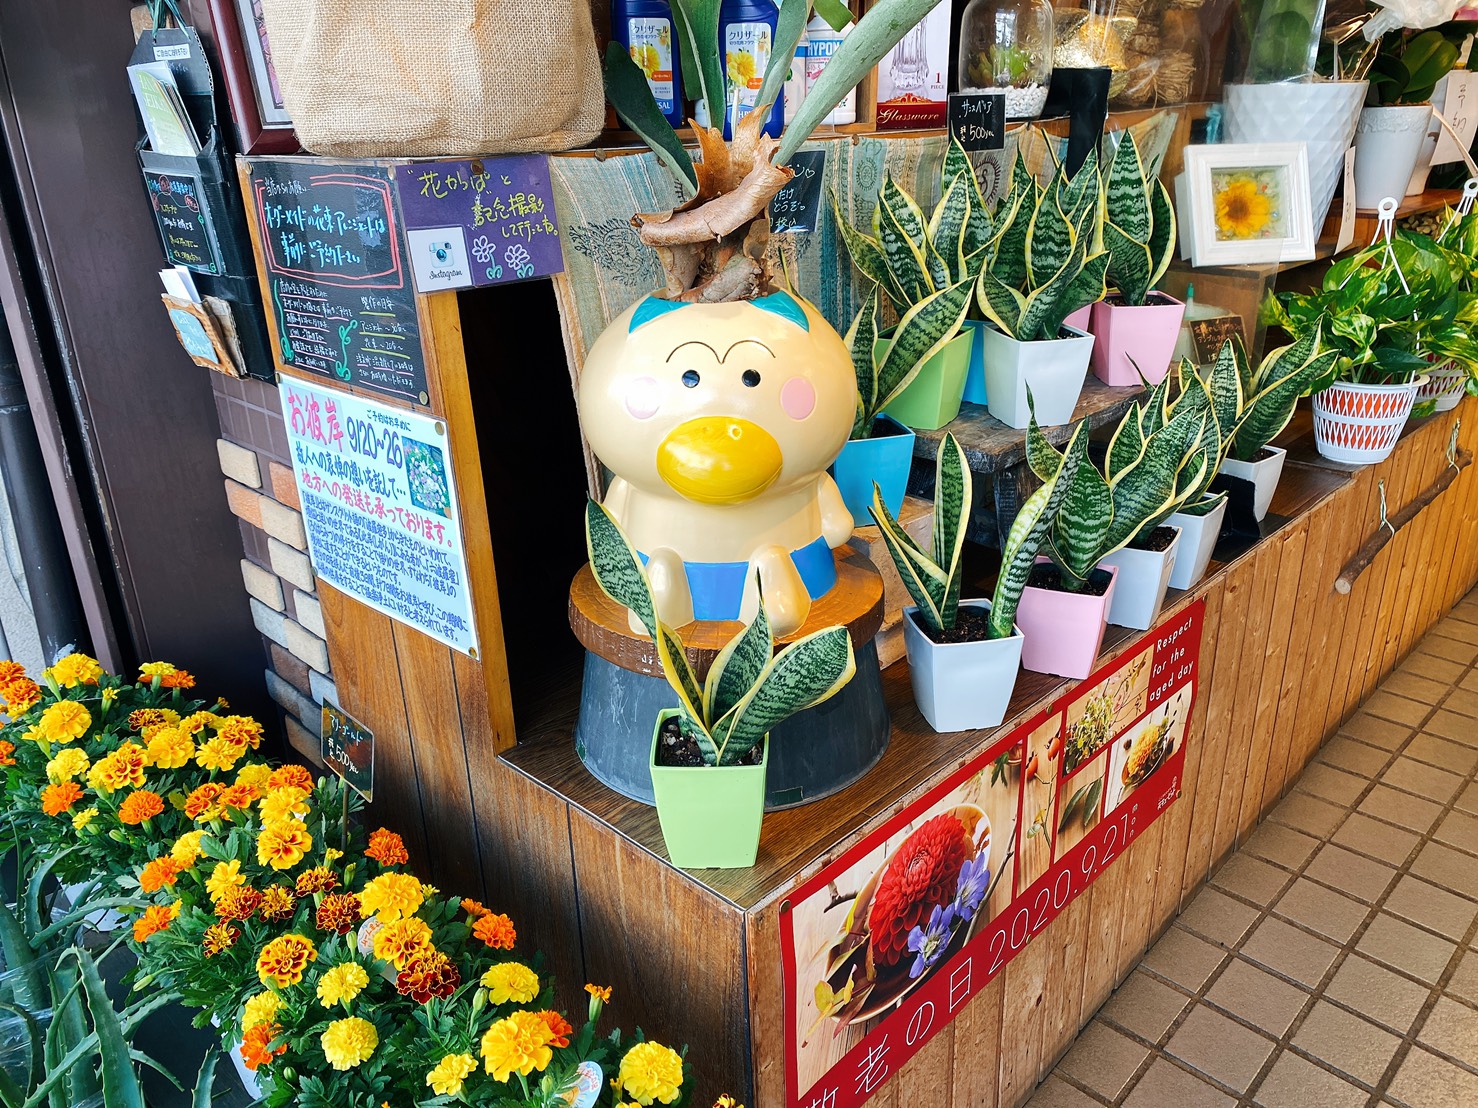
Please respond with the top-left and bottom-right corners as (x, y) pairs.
(902, 599), (1024, 733)
(649, 710), (769, 869)
(1016, 560), (1118, 679)
(979, 322), (1094, 429)
(1098, 525), (1182, 631)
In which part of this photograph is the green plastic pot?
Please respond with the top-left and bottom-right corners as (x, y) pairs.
(649, 710), (769, 869)
(879, 330), (973, 431)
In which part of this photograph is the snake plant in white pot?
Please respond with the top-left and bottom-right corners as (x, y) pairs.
(1163, 344), (1238, 589)
(869, 427), (1083, 731)
(585, 500), (856, 868)
(975, 153), (1110, 429)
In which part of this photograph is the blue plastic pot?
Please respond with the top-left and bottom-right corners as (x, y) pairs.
(831, 413), (916, 525)
(961, 319), (989, 406)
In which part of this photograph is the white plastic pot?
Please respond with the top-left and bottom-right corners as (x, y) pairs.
(902, 599), (1024, 733)
(1354, 104), (1434, 210)
(979, 323), (1094, 430)
(1098, 527), (1181, 631)
(1417, 361), (1469, 412)
(1312, 378), (1426, 465)
(210, 1015), (265, 1099)
(57, 880), (124, 934)
(1165, 495), (1227, 591)
(1218, 444), (1287, 523)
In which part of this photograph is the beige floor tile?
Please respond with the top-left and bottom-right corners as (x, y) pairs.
(1325, 955), (1432, 1034)
(1384, 671), (1452, 706)
(1406, 733), (1478, 775)
(1400, 653), (1467, 685)
(1387, 1047), (1478, 1108)
(1241, 917), (1341, 988)
(1123, 1058), (1236, 1108)
(1055, 1021), (1148, 1101)
(1410, 841), (1478, 899)
(1296, 764), (1370, 808)
(1292, 999), (1402, 1085)
(1178, 888), (1263, 950)
(1274, 879), (1371, 944)
(1305, 844), (1398, 904)
(1439, 616), (1478, 645)
(1211, 854), (1294, 906)
(1417, 996), (1478, 1070)
(1462, 668), (1478, 692)
(1319, 736), (1395, 778)
(1456, 781), (1478, 816)
(1100, 970), (1190, 1043)
(1204, 957), (1311, 1037)
(1424, 710), (1477, 745)
(1421, 635), (1478, 666)
(1381, 757), (1466, 804)
(1445, 950), (1478, 1004)
(1434, 809), (1478, 854)
(1141, 926), (1230, 992)
(1364, 691), (1435, 728)
(1357, 914), (1458, 984)
(1244, 821), (1323, 870)
(1332, 813), (1421, 866)
(1358, 785), (1445, 834)
(1253, 1052), (1371, 1108)
(1166, 1004), (1277, 1093)
(1340, 715), (1417, 751)
(1384, 876), (1478, 940)
(1272, 792), (1348, 839)
(1443, 688), (1478, 720)
(1024, 1075), (1104, 1108)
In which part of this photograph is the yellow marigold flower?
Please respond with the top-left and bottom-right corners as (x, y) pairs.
(618, 1042), (684, 1106)
(206, 859), (245, 901)
(194, 736), (241, 773)
(321, 1016), (377, 1071)
(0, 661), (25, 684)
(145, 727), (194, 770)
(138, 661), (193, 687)
(4, 680), (41, 715)
(256, 933), (317, 988)
(218, 783), (260, 815)
(178, 710), (220, 736)
(71, 807), (98, 831)
(358, 872), (426, 923)
(372, 917), (433, 970)
(585, 983), (613, 1003)
(241, 991), (282, 1031)
(91, 743), (146, 793)
(714, 1097), (743, 1108)
(235, 763), (273, 791)
(259, 884), (296, 922)
(45, 747), (89, 783)
(45, 653), (102, 688)
(324, 847), (343, 864)
(480, 962), (540, 1005)
(316, 962), (369, 1008)
(217, 715), (264, 751)
(257, 819), (312, 871)
(480, 1010), (555, 1082)
(38, 701), (91, 744)
(101, 687), (117, 704)
(258, 786), (310, 825)
(202, 922), (240, 957)
(170, 829), (207, 868)
(426, 1053), (477, 1096)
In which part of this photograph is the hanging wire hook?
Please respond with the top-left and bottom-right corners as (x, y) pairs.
(1438, 179), (1478, 243)
(1378, 479), (1396, 537)
(1449, 419), (1462, 471)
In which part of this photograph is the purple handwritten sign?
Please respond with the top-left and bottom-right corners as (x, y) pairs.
(393, 156), (563, 293)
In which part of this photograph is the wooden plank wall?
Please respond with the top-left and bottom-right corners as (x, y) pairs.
(854, 409), (1478, 1108)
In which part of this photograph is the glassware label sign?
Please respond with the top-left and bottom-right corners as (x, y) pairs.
(321, 702), (374, 801)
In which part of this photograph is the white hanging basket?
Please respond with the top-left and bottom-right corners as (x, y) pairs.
(1312, 377), (1427, 465)
(1417, 360), (1469, 412)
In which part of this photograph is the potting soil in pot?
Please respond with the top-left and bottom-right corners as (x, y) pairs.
(910, 604), (993, 644)
(654, 716), (762, 768)
(1131, 526), (1178, 553)
(1026, 564), (1113, 595)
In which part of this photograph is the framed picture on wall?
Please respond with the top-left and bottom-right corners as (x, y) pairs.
(1175, 143), (1317, 267)
(206, 0), (298, 154)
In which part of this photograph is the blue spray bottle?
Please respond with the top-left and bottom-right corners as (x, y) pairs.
(611, 0), (686, 128)
(718, 0), (784, 139)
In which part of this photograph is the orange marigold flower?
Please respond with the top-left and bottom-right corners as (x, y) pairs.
(218, 783), (259, 814)
(268, 764), (313, 792)
(460, 897), (491, 919)
(177, 711), (219, 736)
(0, 740), (14, 766)
(128, 708), (172, 731)
(132, 903), (177, 943)
(585, 983), (613, 1003)
(202, 922), (240, 957)
(139, 857), (181, 893)
(534, 1009), (573, 1049)
(2, 678), (40, 713)
(41, 781), (83, 816)
(395, 949), (461, 1004)
(316, 892), (361, 935)
(0, 660), (26, 684)
(472, 912), (517, 950)
(118, 789), (164, 825)
(295, 867), (339, 896)
(216, 715), (264, 751)
(365, 828), (409, 866)
(256, 934), (317, 988)
(259, 885), (296, 923)
(239, 1023), (286, 1071)
(184, 783), (224, 821)
(215, 886), (263, 923)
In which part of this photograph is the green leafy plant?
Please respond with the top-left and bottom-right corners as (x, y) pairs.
(1101, 132), (1176, 308)
(1239, 0), (1325, 83)
(976, 152), (1110, 342)
(868, 426), (1085, 640)
(1370, 28), (1464, 106)
(1221, 332), (1338, 463)
(585, 501), (856, 766)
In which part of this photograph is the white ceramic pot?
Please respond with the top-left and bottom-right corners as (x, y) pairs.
(1418, 361), (1469, 412)
(979, 323), (1094, 430)
(902, 599), (1023, 733)
(1165, 495), (1227, 591)
(1312, 378), (1426, 465)
(1098, 527), (1181, 631)
(1407, 112), (1443, 195)
(1354, 104), (1434, 210)
(1218, 444), (1287, 523)
(1222, 81), (1368, 229)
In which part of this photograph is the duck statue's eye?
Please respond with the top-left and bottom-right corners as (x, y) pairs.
(682, 370), (700, 388)
(742, 369), (761, 387)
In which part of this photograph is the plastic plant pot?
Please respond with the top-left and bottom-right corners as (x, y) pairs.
(879, 330), (973, 431)
(1166, 495), (1227, 591)
(1015, 559), (1118, 679)
(1312, 378), (1426, 465)
(1217, 444), (1287, 522)
(1087, 293), (1186, 387)
(831, 413), (916, 523)
(979, 322), (1094, 429)
(901, 598), (1024, 733)
(649, 710), (769, 869)
(1097, 526), (1182, 631)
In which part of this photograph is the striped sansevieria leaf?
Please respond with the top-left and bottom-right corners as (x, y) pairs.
(874, 277), (974, 409)
(846, 288), (882, 438)
(585, 499), (657, 638)
(1104, 406), (1205, 554)
(1105, 131), (1152, 242)
(1102, 132), (1176, 305)
(1231, 327), (1337, 461)
(1206, 343), (1245, 442)
(929, 175), (973, 284)
(976, 269), (1027, 336)
(833, 193), (907, 309)
(703, 597), (773, 723)
(1025, 189), (1075, 290)
(1105, 401), (1146, 481)
(1028, 409), (1112, 585)
(877, 188), (934, 303)
(871, 479), (952, 630)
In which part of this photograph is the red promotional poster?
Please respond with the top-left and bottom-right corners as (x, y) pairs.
(779, 600), (1205, 1108)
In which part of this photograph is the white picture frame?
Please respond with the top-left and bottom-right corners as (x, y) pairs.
(1175, 143), (1317, 267)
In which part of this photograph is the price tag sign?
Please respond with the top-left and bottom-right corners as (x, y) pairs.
(769, 150), (827, 234)
(321, 702), (374, 801)
(948, 91), (1006, 152)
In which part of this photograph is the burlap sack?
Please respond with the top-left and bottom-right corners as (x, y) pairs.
(260, 0), (605, 157)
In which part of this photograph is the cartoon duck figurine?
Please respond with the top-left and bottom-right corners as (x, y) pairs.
(578, 291), (857, 637)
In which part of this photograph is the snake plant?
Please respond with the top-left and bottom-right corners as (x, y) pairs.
(1102, 132), (1176, 308)
(869, 426), (1085, 639)
(976, 151), (1110, 342)
(1209, 331), (1339, 464)
(585, 500), (856, 766)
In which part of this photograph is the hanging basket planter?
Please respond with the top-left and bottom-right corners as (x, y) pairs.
(1417, 360), (1469, 412)
(1312, 377), (1427, 465)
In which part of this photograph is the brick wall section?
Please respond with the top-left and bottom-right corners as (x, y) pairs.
(212, 375), (336, 767)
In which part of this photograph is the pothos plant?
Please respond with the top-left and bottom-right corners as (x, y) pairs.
(1101, 131), (1175, 308)
(585, 501), (856, 765)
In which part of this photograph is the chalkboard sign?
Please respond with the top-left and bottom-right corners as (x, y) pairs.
(146, 171), (221, 274)
(948, 92), (1006, 153)
(321, 702), (374, 801)
(247, 158), (427, 404)
(770, 150), (828, 234)
(1188, 314), (1246, 364)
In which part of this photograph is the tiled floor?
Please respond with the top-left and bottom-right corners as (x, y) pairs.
(1031, 592), (1478, 1108)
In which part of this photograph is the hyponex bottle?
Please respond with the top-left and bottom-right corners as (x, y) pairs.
(613, 0), (685, 128)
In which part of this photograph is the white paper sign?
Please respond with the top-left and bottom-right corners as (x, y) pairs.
(1337, 148), (1358, 253)
(278, 379), (478, 656)
(1435, 72), (1478, 166)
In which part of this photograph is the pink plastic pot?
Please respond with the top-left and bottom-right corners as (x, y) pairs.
(1064, 304), (1093, 332)
(1015, 560), (1119, 679)
(1088, 294), (1186, 386)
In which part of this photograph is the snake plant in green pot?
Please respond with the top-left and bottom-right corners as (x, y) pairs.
(975, 152), (1110, 430)
(869, 428), (1083, 731)
(585, 500), (856, 869)
(1088, 131), (1181, 387)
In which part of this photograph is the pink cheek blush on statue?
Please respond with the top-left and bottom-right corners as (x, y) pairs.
(781, 377), (816, 420)
(625, 377), (662, 420)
